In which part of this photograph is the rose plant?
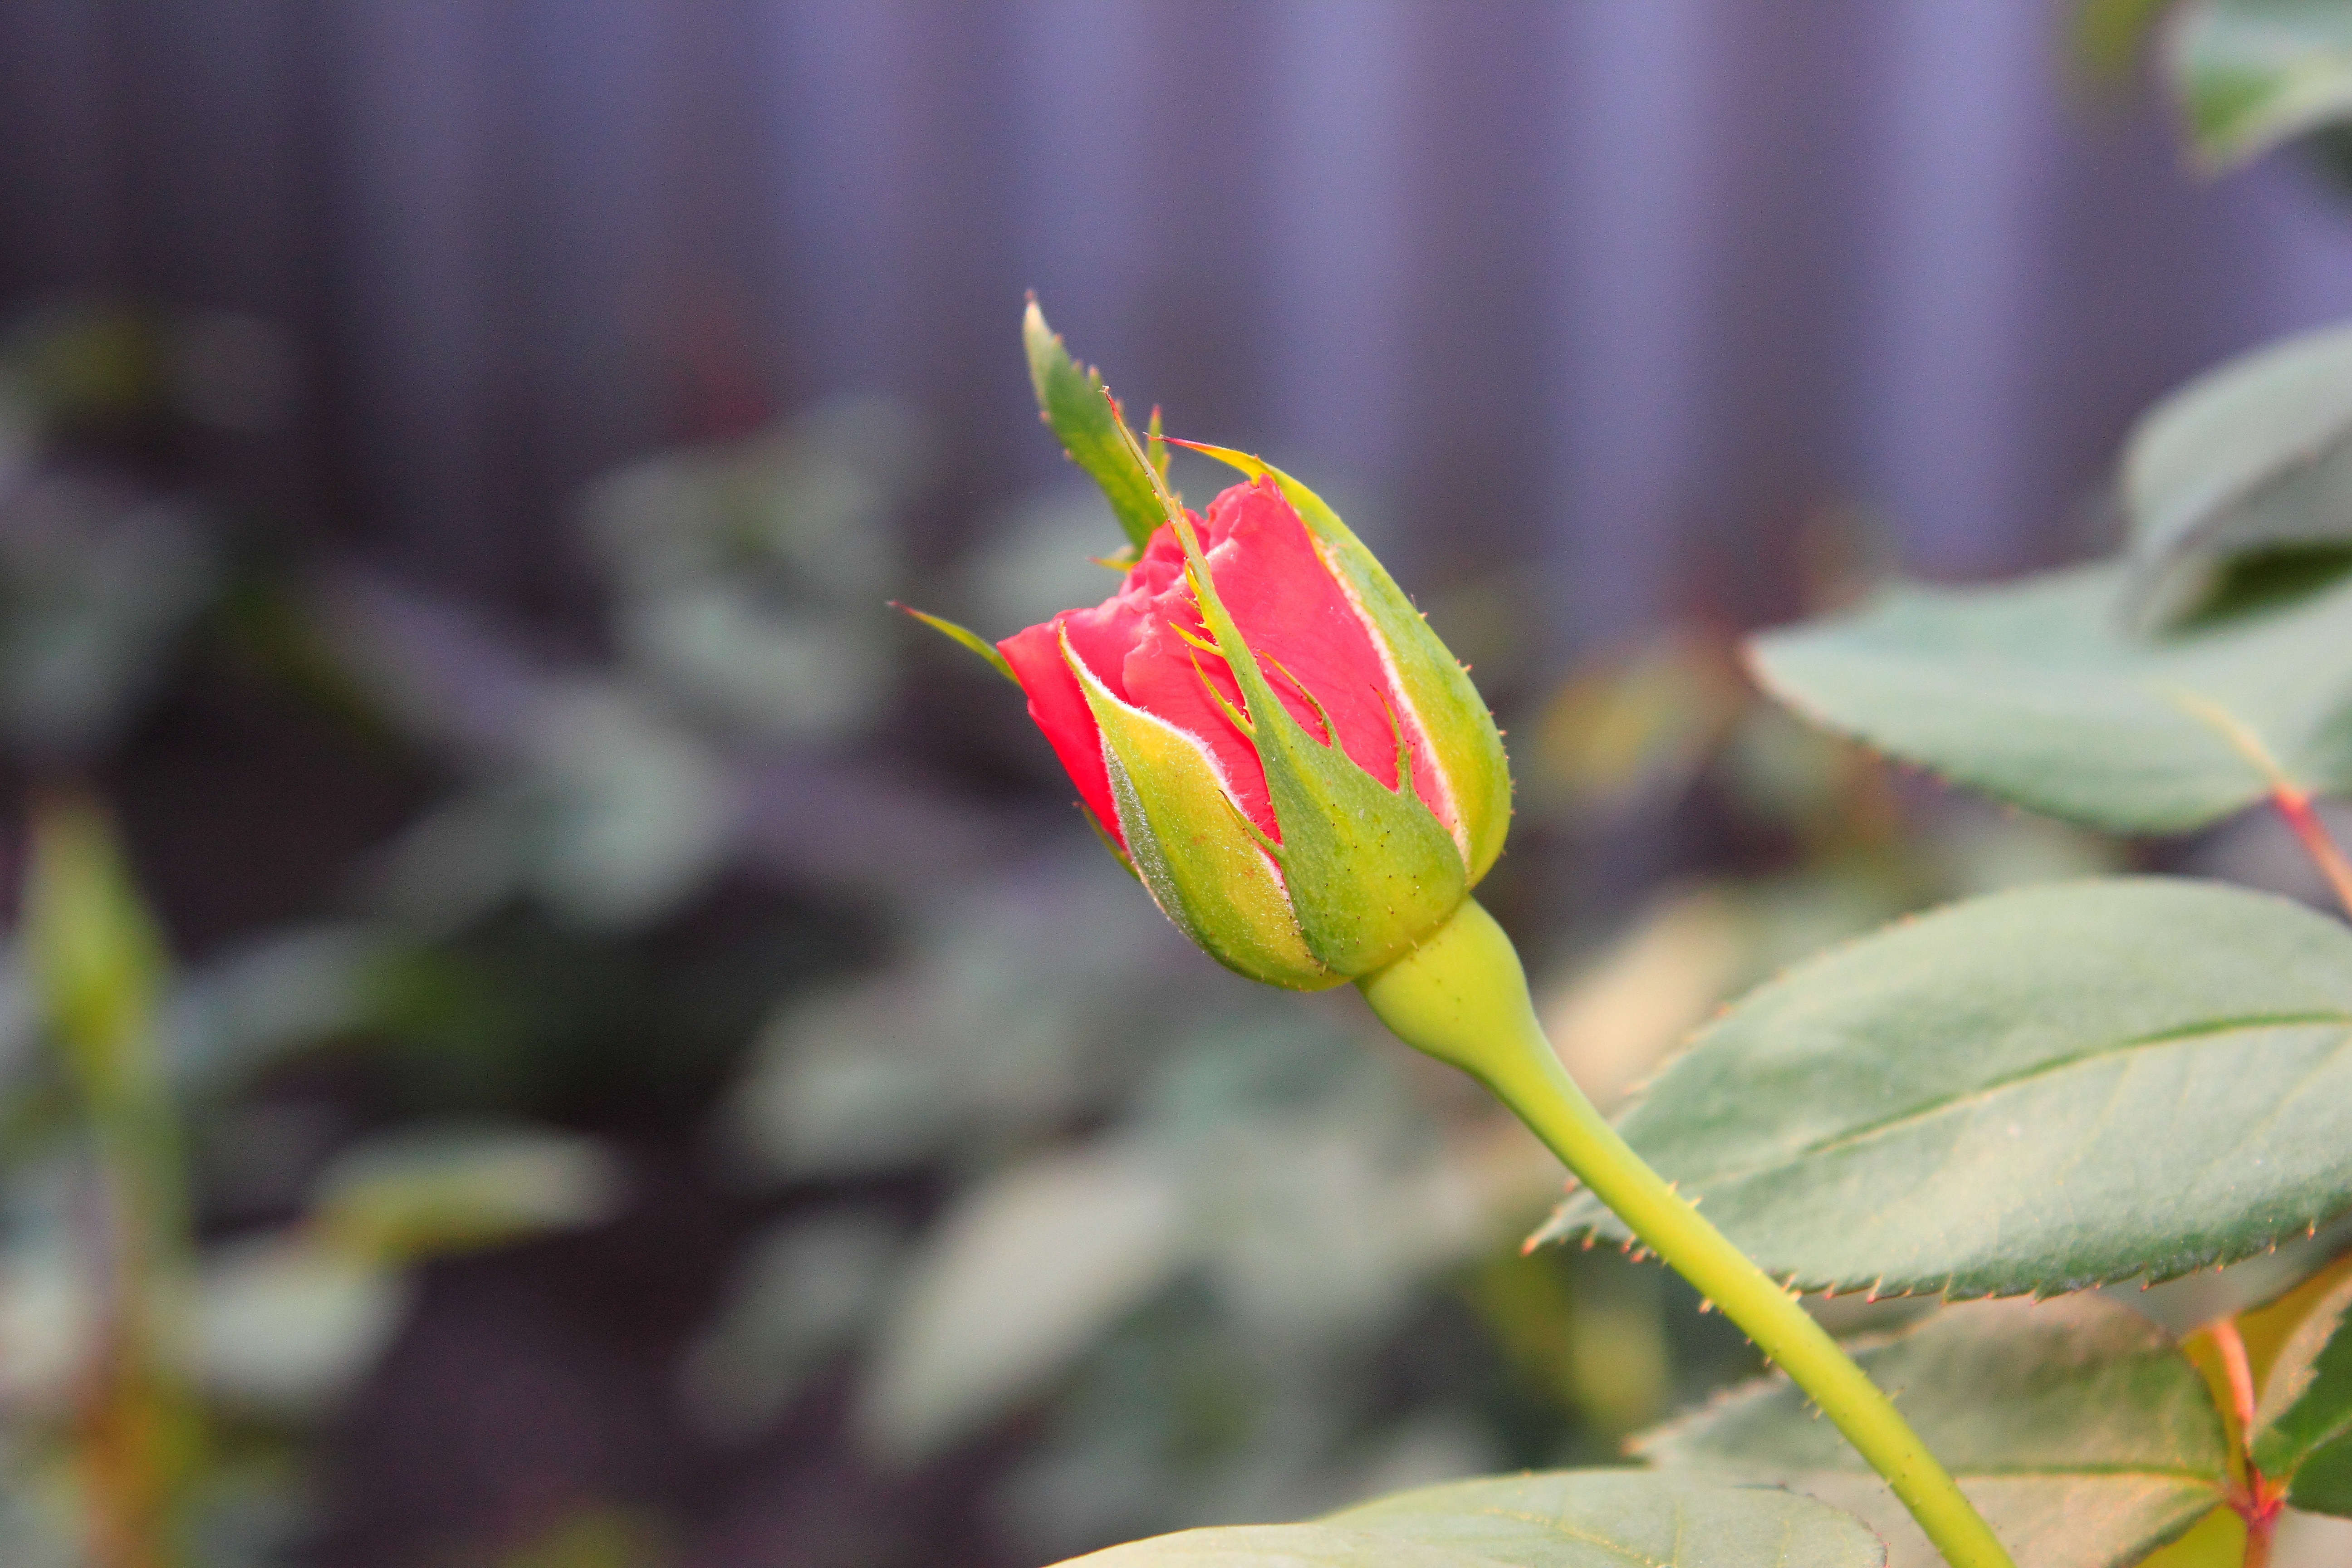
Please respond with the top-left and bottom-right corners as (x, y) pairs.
(902, 296), (2352, 1568)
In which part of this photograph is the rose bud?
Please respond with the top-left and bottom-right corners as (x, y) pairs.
(906, 304), (1509, 989)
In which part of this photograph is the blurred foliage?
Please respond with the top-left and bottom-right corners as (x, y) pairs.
(0, 291), (2215, 1568)
(2076, 0), (2352, 187)
(683, 475), (2127, 1561)
(0, 301), (710, 1566)
(2074, 0), (2181, 82)
(22, 800), (201, 1568)
(482, 1508), (670, 1568)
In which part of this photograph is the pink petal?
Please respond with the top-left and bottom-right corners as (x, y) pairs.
(998, 617), (1124, 848)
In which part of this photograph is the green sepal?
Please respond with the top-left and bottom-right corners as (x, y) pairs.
(1126, 460), (1468, 980)
(1024, 297), (1164, 552)
(1063, 633), (1338, 991)
(890, 602), (1018, 685)
(1176, 441), (1513, 885)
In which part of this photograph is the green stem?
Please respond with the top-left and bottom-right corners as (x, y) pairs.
(27, 800), (201, 1568)
(1358, 898), (2016, 1568)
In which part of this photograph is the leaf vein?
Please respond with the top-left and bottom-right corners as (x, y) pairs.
(1696, 1010), (2352, 1186)
(1461, 1507), (1672, 1566)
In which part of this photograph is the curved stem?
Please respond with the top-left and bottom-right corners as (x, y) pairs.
(2272, 787), (2352, 923)
(2208, 1318), (2285, 1568)
(1359, 899), (2016, 1568)
(28, 800), (200, 1568)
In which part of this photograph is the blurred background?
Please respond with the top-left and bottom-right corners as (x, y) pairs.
(0, 4), (2349, 1566)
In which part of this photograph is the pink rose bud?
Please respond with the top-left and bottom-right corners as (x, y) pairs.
(906, 302), (1510, 988)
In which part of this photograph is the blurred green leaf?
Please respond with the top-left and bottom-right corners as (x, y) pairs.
(193, 1236), (409, 1417)
(1468, 1250), (1672, 1441)
(617, 586), (890, 742)
(1640, 1296), (2228, 1568)
(2074, 0), (2180, 80)
(1922, 806), (2122, 900)
(163, 924), (389, 1094)
(1024, 299), (1166, 553)
(679, 1211), (901, 1439)
(309, 1122), (622, 1264)
(365, 799), (523, 936)
(372, 686), (734, 934)
(999, 1287), (1314, 1555)
(0, 382), (31, 494)
(581, 397), (923, 744)
(0, 475), (218, 756)
(2122, 320), (2352, 621)
(2170, 0), (2352, 169)
(860, 1137), (1189, 1461)
(1047, 1470), (1885, 1567)
(583, 397), (922, 597)
(1186, 1098), (1509, 1349)
(487, 1506), (669, 1568)
(0, 1230), (91, 1414)
(0, 301), (163, 427)
(508, 687), (733, 929)
(2135, 1506), (2250, 1568)
(724, 866), (1177, 1176)
(1748, 560), (2352, 833)
(22, 798), (202, 1565)
(209, 573), (403, 751)
(2291, 1441), (2352, 1515)
(2249, 1258), (2352, 1512)
(0, 1460), (81, 1568)
(25, 801), (167, 1070)
(1536, 878), (2352, 1298)
(1527, 631), (1743, 819)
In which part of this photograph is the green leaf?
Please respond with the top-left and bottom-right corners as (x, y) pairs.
(195, 1235), (410, 1416)
(2122, 320), (2352, 622)
(1048, 1470), (1885, 1567)
(682, 1213), (901, 1439)
(1534, 878), (2352, 1299)
(2251, 1258), (2352, 1511)
(2124, 1221), (2352, 1341)
(860, 1138), (1189, 1462)
(309, 1122), (623, 1264)
(1641, 1296), (2228, 1568)
(2169, 0), (2352, 170)
(1025, 297), (1166, 552)
(1747, 560), (2352, 834)
(2289, 1436), (2352, 1514)
(2237, 1248), (2352, 1376)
